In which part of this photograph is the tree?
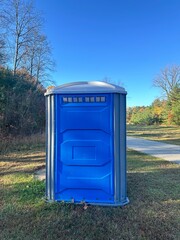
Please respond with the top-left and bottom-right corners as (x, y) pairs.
(130, 107), (155, 125)
(0, 39), (7, 65)
(102, 76), (124, 87)
(34, 35), (55, 84)
(0, 0), (55, 137)
(1, 0), (55, 84)
(22, 32), (55, 85)
(0, 1), (7, 65)
(1, 0), (42, 74)
(153, 65), (180, 98)
(167, 84), (180, 125)
(151, 98), (166, 124)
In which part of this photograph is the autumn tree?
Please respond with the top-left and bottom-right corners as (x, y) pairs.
(166, 84), (180, 125)
(130, 106), (155, 125)
(151, 99), (166, 124)
(153, 65), (180, 125)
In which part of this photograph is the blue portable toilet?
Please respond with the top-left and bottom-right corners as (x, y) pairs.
(45, 81), (129, 206)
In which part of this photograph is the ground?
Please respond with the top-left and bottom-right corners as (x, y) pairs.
(0, 129), (180, 240)
(127, 125), (180, 145)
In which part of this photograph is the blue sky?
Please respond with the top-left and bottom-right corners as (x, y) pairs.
(35, 0), (180, 107)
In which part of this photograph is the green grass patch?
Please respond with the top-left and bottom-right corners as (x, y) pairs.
(127, 125), (180, 145)
(1, 147), (180, 240)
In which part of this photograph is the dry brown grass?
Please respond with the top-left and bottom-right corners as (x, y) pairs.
(0, 133), (45, 154)
(0, 133), (45, 182)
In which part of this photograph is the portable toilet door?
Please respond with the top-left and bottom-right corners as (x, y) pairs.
(45, 81), (129, 206)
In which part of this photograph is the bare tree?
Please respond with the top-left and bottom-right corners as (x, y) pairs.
(21, 29), (40, 78)
(0, 0), (55, 84)
(0, 38), (7, 65)
(153, 65), (180, 98)
(102, 76), (124, 87)
(34, 35), (55, 84)
(22, 31), (55, 84)
(0, 0), (7, 65)
(2, 0), (42, 74)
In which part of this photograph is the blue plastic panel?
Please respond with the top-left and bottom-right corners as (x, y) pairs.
(55, 94), (114, 203)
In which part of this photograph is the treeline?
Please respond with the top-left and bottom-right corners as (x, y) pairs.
(127, 89), (180, 126)
(128, 65), (180, 126)
(0, 0), (55, 137)
(0, 67), (45, 136)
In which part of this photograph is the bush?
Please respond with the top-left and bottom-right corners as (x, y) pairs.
(130, 107), (155, 125)
(0, 67), (45, 136)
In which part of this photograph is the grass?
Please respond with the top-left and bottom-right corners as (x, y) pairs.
(1, 136), (180, 240)
(0, 133), (45, 154)
(127, 125), (180, 145)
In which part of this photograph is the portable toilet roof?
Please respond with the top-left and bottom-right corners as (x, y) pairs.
(45, 81), (127, 95)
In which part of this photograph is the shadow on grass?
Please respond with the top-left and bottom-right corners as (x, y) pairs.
(153, 139), (180, 145)
(130, 133), (164, 138)
(0, 167), (45, 176)
(128, 132), (180, 144)
(127, 125), (177, 131)
(0, 153), (45, 176)
(1, 155), (45, 162)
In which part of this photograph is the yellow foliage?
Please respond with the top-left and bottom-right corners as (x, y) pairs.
(153, 106), (163, 116)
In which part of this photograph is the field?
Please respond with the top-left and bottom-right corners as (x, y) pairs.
(1, 134), (180, 240)
(127, 125), (180, 145)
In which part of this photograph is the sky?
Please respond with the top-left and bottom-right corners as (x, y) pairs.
(35, 0), (180, 107)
